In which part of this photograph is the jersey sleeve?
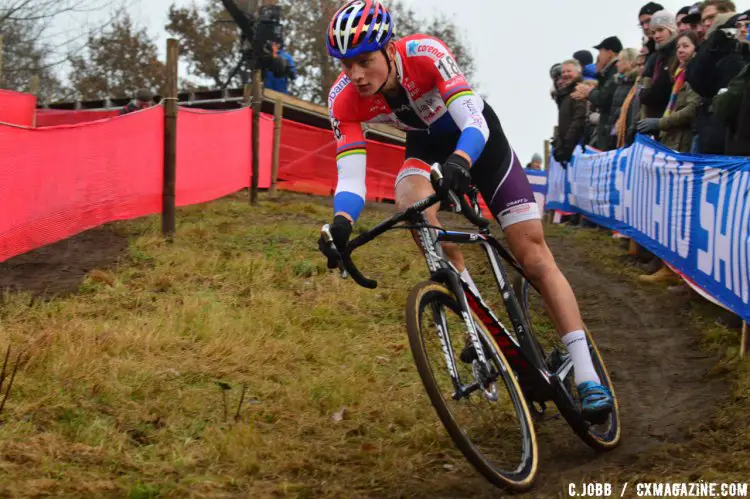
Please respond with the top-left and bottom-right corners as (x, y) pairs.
(419, 38), (490, 164)
(329, 93), (367, 222)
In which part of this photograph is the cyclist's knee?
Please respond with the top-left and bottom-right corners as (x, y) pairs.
(506, 222), (556, 283)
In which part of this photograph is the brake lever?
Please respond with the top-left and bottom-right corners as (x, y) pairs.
(321, 224), (349, 279)
(429, 163), (462, 213)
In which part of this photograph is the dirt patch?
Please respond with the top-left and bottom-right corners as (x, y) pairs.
(526, 229), (728, 492)
(0, 225), (128, 297)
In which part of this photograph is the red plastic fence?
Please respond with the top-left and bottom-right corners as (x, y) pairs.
(0, 90), (37, 126)
(177, 108), (271, 207)
(277, 119), (404, 200)
(0, 106), (273, 263)
(35, 109), (120, 127)
(0, 108), (164, 262)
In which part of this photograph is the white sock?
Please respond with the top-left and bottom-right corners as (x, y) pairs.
(562, 330), (600, 386)
(460, 268), (481, 297)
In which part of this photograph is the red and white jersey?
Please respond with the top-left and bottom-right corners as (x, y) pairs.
(327, 34), (489, 221)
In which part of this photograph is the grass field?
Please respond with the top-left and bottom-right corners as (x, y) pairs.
(0, 192), (748, 498)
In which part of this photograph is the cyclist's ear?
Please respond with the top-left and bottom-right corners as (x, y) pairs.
(386, 40), (397, 58)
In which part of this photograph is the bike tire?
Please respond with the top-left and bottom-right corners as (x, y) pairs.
(512, 274), (621, 451)
(406, 281), (539, 491)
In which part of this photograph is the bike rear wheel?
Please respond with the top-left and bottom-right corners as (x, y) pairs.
(406, 281), (538, 491)
(512, 274), (621, 451)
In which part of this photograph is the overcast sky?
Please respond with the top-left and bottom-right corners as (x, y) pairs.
(71, 0), (692, 164)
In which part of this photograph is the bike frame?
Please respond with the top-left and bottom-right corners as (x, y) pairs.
(408, 210), (563, 403)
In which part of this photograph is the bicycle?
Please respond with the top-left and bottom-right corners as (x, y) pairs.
(321, 164), (621, 491)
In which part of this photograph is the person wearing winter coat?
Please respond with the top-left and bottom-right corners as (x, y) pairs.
(687, 12), (750, 153)
(572, 36), (623, 151)
(640, 11), (680, 119)
(608, 48), (639, 150)
(637, 31), (700, 152)
(553, 60), (588, 165)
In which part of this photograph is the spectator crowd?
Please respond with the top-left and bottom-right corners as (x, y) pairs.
(548, 0), (750, 285)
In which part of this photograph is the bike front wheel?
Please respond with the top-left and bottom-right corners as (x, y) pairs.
(406, 281), (538, 491)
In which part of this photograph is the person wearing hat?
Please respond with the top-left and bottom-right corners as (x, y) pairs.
(639, 2), (665, 51)
(120, 88), (155, 115)
(573, 50), (598, 81)
(687, 7), (748, 153)
(572, 36), (622, 150)
(526, 153), (543, 170)
(640, 11), (680, 120)
(677, 5), (697, 32)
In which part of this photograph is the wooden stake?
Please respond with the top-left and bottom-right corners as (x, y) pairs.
(250, 70), (262, 205)
(628, 239), (638, 256)
(29, 76), (40, 96)
(543, 139), (550, 171)
(270, 97), (283, 197)
(162, 39), (179, 239)
(742, 321), (748, 359)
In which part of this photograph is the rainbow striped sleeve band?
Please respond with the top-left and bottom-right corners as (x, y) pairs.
(336, 142), (367, 161)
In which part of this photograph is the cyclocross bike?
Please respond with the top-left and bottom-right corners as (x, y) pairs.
(322, 164), (621, 491)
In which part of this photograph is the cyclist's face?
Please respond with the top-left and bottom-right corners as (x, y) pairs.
(341, 50), (389, 96)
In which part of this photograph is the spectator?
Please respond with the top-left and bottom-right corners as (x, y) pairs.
(640, 2), (666, 54)
(713, 11), (750, 155)
(682, 3), (704, 36)
(526, 153), (544, 170)
(574, 50), (598, 81)
(120, 89), (155, 115)
(640, 11), (679, 120)
(619, 52), (648, 147)
(698, 0), (736, 41)
(677, 5), (696, 32)
(572, 36), (623, 150)
(550, 63), (564, 100)
(687, 9), (748, 154)
(609, 49), (640, 148)
(637, 31), (700, 153)
(553, 60), (588, 165)
(264, 42), (297, 94)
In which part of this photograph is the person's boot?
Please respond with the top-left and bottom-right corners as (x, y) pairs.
(639, 266), (681, 284)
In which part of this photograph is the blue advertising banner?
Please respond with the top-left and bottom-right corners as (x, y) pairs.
(546, 135), (750, 322)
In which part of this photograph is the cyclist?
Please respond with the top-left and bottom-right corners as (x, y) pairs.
(317, 0), (612, 422)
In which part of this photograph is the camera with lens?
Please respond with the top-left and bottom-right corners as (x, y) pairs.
(253, 4), (284, 71)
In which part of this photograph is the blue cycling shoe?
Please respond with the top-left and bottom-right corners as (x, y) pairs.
(577, 381), (613, 424)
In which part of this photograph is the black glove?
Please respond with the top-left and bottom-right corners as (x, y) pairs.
(438, 153), (472, 197)
(637, 118), (661, 135)
(318, 215), (353, 269)
(553, 148), (572, 164)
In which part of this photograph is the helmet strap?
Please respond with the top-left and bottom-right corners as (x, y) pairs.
(374, 47), (394, 95)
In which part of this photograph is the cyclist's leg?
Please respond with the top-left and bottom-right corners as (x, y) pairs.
(394, 159), (466, 271)
(473, 109), (612, 416)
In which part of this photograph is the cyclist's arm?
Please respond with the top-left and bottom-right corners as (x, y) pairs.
(431, 47), (490, 165)
(331, 117), (367, 223)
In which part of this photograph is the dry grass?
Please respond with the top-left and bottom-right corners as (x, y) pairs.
(0, 194), (482, 498)
(0, 193), (747, 498)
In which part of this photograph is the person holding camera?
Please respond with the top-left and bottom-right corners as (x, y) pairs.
(687, 8), (750, 154)
(263, 41), (297, 94)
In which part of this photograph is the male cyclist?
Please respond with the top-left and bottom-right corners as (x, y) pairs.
(317, 0), (613, 422)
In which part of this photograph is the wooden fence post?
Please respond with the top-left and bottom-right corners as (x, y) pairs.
(742, 322), (748, 359)
(270, 97), (283, 197)
(0, 36), (3, 87)
(250, 72), (262, 205)
(162, 38), (179, 239)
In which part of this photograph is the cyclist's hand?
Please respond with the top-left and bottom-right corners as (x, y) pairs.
(318, 215), (353, 269)
(439, 153), (472, 198)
